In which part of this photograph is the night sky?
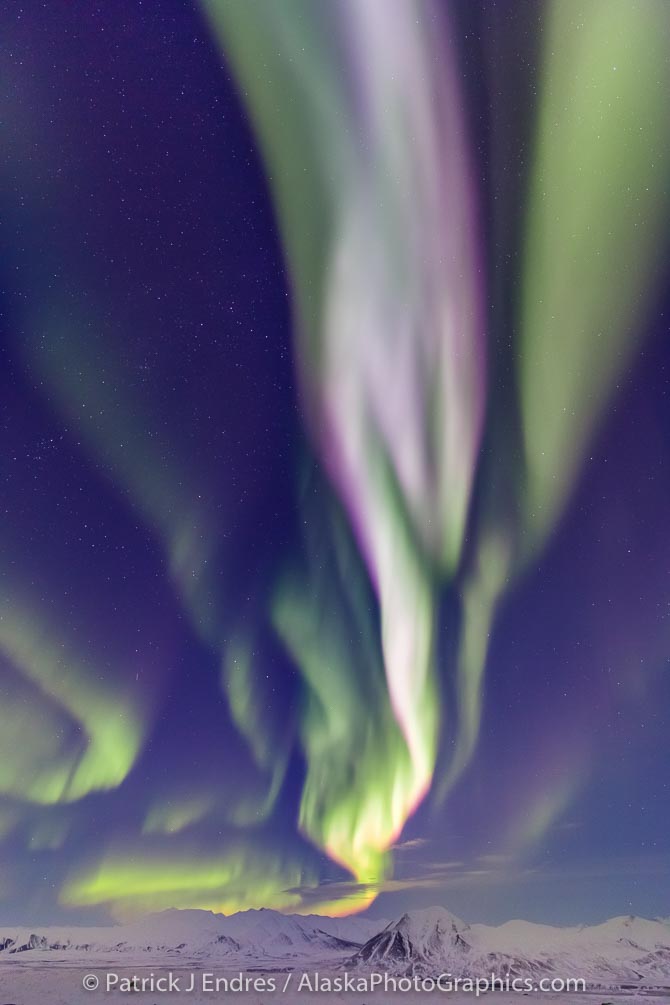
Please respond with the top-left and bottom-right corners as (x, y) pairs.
(1, 0), (669, 928)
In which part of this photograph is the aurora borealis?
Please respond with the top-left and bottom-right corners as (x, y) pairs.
(1, 0), (669, 927)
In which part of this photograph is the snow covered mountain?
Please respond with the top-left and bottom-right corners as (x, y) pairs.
(1, 904), (669, 988)
(0, 907), (383, 961)
(354, 907), (670, 984)
(357, 906), (471, 969)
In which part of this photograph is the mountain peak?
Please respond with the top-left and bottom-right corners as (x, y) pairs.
(392, 906), (469, 933)
(357, 905), (470, 969)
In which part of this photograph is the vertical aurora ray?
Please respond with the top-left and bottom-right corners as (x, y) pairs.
(444, 0), (670, 804)
(202, 0), (485, 882)
(519, 0), (670, 547)
(272, 482), (420, 889)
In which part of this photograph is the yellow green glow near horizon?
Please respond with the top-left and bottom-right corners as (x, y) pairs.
(60, 847), (313, 920)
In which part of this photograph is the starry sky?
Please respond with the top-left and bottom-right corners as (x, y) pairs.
(0, 0), (669, 928)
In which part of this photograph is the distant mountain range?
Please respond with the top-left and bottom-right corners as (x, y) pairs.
(1, 905), (669, 989)
(0, 907), (383, 960)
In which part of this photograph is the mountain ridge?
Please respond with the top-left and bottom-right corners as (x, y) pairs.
(1, 904), (668, 987)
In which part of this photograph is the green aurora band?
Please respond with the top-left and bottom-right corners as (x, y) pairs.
(4, 294), (289, 825)
(0, 593), (145, 804)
